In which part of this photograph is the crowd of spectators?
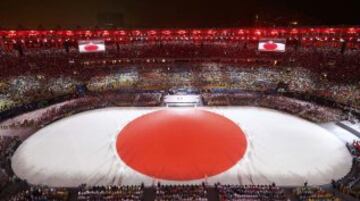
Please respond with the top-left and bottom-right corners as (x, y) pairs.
(7, 186), (69, 201)
(347, 140), (360, 157)
(155, 184), (207, 201)
(294, 185), (341, 201)
(0, 136), (21, 190)
(1, 37), (359, 119)
(335, 159), (360, 199)
(216, 183), (286, 201)
(203, 92), (347, 123)
(0, 31), (360, 201)
(1, 39), (359, 79)
(335, 140), (360, 199)
(1, 64), (359, 116)
(77, 185), (143, 201)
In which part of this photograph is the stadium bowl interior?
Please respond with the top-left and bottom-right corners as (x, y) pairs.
(0, 27), (360, 200)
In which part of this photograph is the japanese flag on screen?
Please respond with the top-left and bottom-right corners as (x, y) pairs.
(78, 40), (106, 53)
(258, 40), (286, 52)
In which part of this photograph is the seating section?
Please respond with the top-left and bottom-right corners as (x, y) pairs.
(336, 141), (360, 199)
(217, 184), (286, 201)
(294, 186), (341, 201)
(0, 136), (21, 189)
(8, 186), (70, 201)
(77, 185), (143, 201)
(155, 184), (208, 201)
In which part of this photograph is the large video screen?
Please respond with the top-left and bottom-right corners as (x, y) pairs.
(78, 40), (106, 53)
(258, 39), (286, 52)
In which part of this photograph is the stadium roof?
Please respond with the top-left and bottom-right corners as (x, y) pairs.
(0, 0), (359, 29)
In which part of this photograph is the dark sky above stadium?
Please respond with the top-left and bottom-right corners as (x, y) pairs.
(0, 0), (359, 29)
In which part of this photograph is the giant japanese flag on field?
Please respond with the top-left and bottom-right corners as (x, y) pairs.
(258, 39), (286, 52)
(78, 40), (106, 53)
(11, 106), (353, 187)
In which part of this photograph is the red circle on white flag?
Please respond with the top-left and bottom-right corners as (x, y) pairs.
(84, 44), (99, 51)
(264, 42), (278, 50)
(116, 109), (247, 180)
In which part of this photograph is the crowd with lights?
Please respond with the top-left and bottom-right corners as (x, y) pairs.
(0, 63), (359, 114)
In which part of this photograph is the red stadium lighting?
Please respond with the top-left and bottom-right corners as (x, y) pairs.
(162, 30), (171, 35)
(270, 30), (278, 35)
(192, 30), (201, 35)
(207, 29), (216, 35)
(118, 30), (127, 36)
(66, 31), (74, 36)
(8, 30), (17, 37)
(348, 27), (356, 34)
(85, 30), (92, 36)
(148, 30), (157, 35)
(177, 30), (187, 35)
(29, 30), (39, 36)
(237, 29), (245, 35)
(327, 28), (335, 34)
(221, 30), (229, 35)
(254, 30), (261, 36)
(290, 28), (299, 34)
(132, 30), (141, 35)
(103, 30), (110, 36)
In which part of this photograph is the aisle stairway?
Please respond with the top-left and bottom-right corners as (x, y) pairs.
(142, 187), (156, 201)
(206, 186), (220, 201)
(325, 188), (359, 201)
(67, 188), (79, 201)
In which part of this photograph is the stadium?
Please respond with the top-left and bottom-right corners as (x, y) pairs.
(0, 1), (360, 200)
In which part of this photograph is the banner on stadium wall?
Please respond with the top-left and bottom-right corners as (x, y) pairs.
(78, 40), (106, 53)
(258, 39), (286, 52)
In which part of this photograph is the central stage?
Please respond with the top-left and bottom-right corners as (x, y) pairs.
(11, 107), (353, 187)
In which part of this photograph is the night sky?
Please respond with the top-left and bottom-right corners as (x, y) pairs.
(0, 0), (359, 29)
